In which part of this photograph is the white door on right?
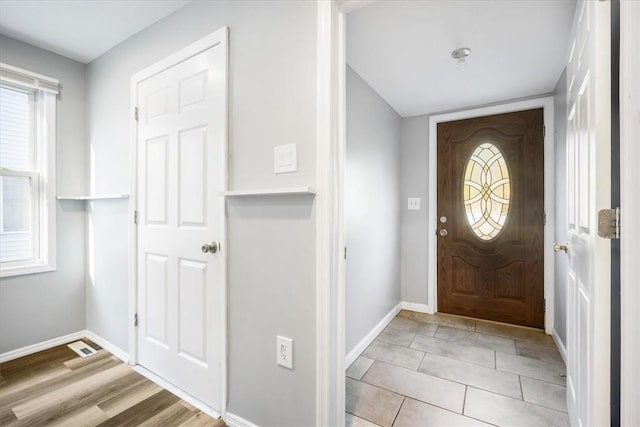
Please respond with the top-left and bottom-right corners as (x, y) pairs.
(565, 1), (611, 426)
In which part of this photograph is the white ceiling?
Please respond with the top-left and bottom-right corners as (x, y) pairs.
(0, 0), (192, 64)
(347, 0), (577, 117)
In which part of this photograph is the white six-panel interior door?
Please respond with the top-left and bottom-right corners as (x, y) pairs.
(565, 1), (611, 426)
(135, 30), (227, 411)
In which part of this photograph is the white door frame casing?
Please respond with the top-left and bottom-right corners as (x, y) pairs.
(127, 27), (229, 419)
(427, 98), (556, 334)
(316, 1), (372, 425)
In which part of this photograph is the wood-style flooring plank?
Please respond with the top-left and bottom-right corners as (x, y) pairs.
(96, 389), (180, 427)
(49, 405), (109, 427)
(0, 357), (122, 413)
(0, 407), (18, 427)
(0, 341), (225, 426)
(12, 363), (131, 419)
(180, 412), (227, 427)
(19, 371), (145, 426)
(64, 349), (112, 370)
(97, 375), (163, 417)
(138, 401), (196, 427)
(0, 364), (71, 399)
(0, 345), (75, 379)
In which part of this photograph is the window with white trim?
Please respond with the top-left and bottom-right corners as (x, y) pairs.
(0, 63), (58, 277)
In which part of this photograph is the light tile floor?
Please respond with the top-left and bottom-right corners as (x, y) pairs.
(346, 310), (569, 427)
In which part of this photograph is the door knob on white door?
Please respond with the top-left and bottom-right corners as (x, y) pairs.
(553, 243), (569, 253)
(201, 242), (218, 254)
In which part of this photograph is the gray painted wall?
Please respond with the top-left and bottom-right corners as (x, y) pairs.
(345, 67), (402, 354)
(553, 69), (568, 347)
(400, 116), (430, 306)
(0, 35), (87, 353)
(85, 1), (318, 425)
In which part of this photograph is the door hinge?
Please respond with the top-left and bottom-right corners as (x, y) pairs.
(344, 246), (347, 260)
(134, 313), (138, 327)
(134, 210), (138, 225)
(597, 207), (620, 239)
(134, 107), (139, 122)
(543, 211), (547, 226)
(543, 299), (546, 313)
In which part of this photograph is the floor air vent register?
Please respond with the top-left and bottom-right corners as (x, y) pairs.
(67, 340), (98, 357)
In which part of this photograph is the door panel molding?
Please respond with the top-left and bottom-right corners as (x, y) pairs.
(427, 96), (555, 333)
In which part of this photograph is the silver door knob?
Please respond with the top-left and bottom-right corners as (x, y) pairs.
(438, 229), (448, 237)
(553, 243), (569, 253)
(201, 242), (218, 254)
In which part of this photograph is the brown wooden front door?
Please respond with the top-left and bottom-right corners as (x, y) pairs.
(437, 108), (544, 328)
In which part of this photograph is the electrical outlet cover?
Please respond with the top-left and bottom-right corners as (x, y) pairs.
(277, 335), (293, 369)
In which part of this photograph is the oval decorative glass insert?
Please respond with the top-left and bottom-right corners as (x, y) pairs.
(463, 142), (511, 240)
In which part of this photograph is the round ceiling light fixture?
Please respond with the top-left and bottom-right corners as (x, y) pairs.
(451, 47), (472, 71)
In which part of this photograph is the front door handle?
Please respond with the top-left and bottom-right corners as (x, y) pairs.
(438, 229), (448, 237)
(201, 242), (218, 254)
(553, 243), (569, 253)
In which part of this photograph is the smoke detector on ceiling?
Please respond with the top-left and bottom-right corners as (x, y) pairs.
(452, 47), (472, 72)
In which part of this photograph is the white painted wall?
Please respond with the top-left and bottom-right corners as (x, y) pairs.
(399, 115), (430, 306)
(85, 1), (318, 425)
(0, 35), (87, 353)
(345, 67), (402, 354)
(553, 69), (568, 347)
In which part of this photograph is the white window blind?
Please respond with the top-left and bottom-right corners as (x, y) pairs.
(0, 63), (57, 277)
(0, 85), (36, 262)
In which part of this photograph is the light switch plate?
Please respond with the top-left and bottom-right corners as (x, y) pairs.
(408, 197), (421, 210)
(274, 144), (297, 174)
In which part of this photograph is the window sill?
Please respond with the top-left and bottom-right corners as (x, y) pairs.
(0, 261), (56, 278)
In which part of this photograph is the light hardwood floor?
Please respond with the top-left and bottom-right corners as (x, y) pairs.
(0, 340), (225, 427)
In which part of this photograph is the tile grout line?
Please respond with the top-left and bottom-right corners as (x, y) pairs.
(344, 410), (383, 427)
(518, 375), (524, 401)
(358, 361), (483, 412)
(416, 350), (427, 372)
(406, 333), (418, 349)
(370, 358), (524, 402)
(462, 385), (468, 415)
(390, 396), (406, 427)
(466, 385), (570, 415)
(506, 372), (568, 387)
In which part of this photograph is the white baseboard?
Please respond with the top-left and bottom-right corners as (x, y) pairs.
(133, 365), (221, 420)
(401, 301), (434, 314)
(225, 412), (260, 427)
(0, 329), (129, 365)
(552, 328), (568, 365)
(0, 330), (86, 363)
(84, 330), (129, 363)
(345, 302), (401, 369)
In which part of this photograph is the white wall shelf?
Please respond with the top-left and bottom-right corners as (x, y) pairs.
(220, 187), (316, 197)
(57, 194), (130, 201)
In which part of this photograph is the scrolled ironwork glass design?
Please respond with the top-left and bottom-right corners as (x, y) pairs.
(463, 142), (511, 240)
